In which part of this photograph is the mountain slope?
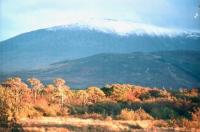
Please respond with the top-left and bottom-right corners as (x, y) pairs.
(3, 51), (200, 89)
(0, 24), (200, 72)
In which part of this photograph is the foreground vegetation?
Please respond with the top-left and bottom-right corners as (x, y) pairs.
(0, 77), (200, 131)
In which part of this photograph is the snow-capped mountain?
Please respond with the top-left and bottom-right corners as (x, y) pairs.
(0, 19), (200, 73)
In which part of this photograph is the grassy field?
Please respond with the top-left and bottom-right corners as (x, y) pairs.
(1, 117), (195, 132)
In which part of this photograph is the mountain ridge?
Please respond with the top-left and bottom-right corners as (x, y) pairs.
(1, 25), (200, 72)
(2, 51), (200, 89)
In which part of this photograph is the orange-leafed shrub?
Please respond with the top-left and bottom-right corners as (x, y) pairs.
(139, 88), (173, 102)
(180, 118), (199, 129)
(86, 86), (105, 104)
(180, 88), (199, 97)
(44, 84), (55, 94)
(191, 107), (200, 122)
(176, 108), (200, 129)
(109, 84), (132, 101)
(0, 77), (35, 122)
(73, 90), (89, 106)
(108, 84), (150, 102)
(33, 102), (69, 117)
(118, 108), (153, 120)
(34, 97), (49, 106)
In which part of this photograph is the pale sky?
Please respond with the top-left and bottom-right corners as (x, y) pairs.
(0, 0), (200, 41)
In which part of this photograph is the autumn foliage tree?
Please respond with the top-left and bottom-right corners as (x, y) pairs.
(86, 86), (105, 104)
(27, 78), (44, 103)
(53, 78), (71, 107)
(0, 86), (11, 124)
(109, 84), (132, 101)
(0, 77), (30, 122)
(43, 84), (55, 102)
(76, 90), (89, 106)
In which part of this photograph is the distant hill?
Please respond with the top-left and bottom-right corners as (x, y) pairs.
(0, 23), (200, 72)
(3, 51), (200, 89)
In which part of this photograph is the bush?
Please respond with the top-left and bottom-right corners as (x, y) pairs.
(109, 84), (132, 101)
(34, 104), (67, 117)
(69, 105), (89, 115)
(101, 87), (113, 96)
(191, 107), (200, 121)
(118, 108), (153, 120)
(86, 86), (105, 103)
(88, 103), (122, 117)
(150, 106), (178, 119)
(139, 92), (152, 100)
(177, 117), (200, 129)
(0, 86), (10, 124)
(0, 82), (32, 123)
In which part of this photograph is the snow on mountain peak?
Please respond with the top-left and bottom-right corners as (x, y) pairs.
(47, 19), (200, 37)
